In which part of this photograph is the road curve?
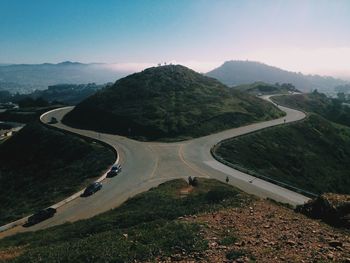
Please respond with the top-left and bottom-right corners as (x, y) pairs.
(0, 95), (309, 238)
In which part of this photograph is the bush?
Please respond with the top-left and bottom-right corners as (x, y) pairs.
(188, 176), (198, 187)
(205, 188), (235, 203)
(226, 249), (246, 260)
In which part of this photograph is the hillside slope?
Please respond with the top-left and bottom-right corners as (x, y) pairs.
(234, 82), (300, 95)
(0, 122), (114, 225)
(0, 179), (349, 262)
(273, 91), (350, 127)
(63, 65), (283, 141)
(207, 60), (348, 92)
(215, 114), (350, 195)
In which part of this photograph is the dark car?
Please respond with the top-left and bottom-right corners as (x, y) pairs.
(26, 207), (57, 226)
(107, 164), (122, 178)
(48, 117), (58, 124)
(111, 164), (122, 171)
(82, 182), (102, 196)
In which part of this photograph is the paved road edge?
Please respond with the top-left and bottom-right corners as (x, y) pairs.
(0, 107), (120, 233)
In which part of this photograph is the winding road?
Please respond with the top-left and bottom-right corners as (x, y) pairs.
(0, 96), (309, 238)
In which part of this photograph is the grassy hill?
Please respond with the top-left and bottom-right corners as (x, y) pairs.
(63, 65), (283, 141)
(273, 91), (350, 127)
(0, 179), (252, 262)
(0, 122), (115, 225)
(1, 179), (349, 262)
(234, 82), (300, 95)
(215, 114), (350, 195)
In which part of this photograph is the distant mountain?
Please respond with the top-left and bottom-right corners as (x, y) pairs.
(63, 65), (283, 140)
(207, 61), (349, 92)
(0, 62), (131, 93)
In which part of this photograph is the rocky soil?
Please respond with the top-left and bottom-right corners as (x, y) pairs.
(296, 193), (350, 228)
(158, 199), (350, 263)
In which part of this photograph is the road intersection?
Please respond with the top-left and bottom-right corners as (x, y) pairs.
(0, 96), (309, 238)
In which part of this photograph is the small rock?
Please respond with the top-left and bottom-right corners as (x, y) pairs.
(327, 253), (334, 260)
(329, 240), (342, 248)
(287, 240), (296, 246)
(171, 254), (182, 260)
(210, 242), (218, 248)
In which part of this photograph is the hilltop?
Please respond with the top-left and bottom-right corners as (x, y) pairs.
(207, 60), (348, 92)
(63, 65), (283, 141)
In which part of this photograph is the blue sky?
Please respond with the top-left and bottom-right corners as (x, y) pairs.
(1, 0), (350, 76)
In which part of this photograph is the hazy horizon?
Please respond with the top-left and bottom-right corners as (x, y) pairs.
(1, 0), (350, 79)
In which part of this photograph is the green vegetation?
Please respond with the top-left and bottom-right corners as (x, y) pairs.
(273, 91), (350, 127)
(63, 65), (283, 141)
(0, 122), (115, 225)
(215, 114), (350, 194)
(219, 230), (238, 246)
(0, 104), (63, 124)
(234, 82), (299, 95)
(0, 179), (251, 262)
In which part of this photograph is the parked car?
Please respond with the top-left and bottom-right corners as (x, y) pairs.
(49, 117), (58, 124)
(107, 164), (122, 178)
(82, 182), (102, 196)
(26, 207), (57, 226)
(111, 164), (122, 171)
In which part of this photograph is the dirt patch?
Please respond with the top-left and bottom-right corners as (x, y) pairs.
(170, 199), (350, 262)
(178, 185), (194, 197)
(0, 246), (25, 261)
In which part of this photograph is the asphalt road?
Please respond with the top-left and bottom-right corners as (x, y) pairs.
(0, 95), (309, 238)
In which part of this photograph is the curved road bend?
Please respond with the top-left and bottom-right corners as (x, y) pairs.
(0, 95), (309, 238)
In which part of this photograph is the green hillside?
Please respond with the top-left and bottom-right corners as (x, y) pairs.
(215, 114), (350, 195)
(0, 179), (251, 262)
(273, 91), (350, 127)
(234, 82), (299, 95)
(0, 122), (115, 225)
(63, 65), (284, 141)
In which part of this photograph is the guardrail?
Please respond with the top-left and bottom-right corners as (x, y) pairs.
(0, 107), (120, 233)
(211, 147), (318, 198)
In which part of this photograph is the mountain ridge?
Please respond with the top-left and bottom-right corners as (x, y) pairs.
(207, 60), (348, 92)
